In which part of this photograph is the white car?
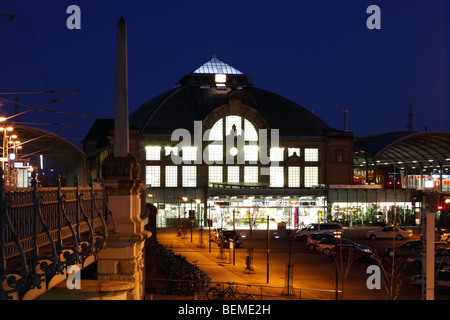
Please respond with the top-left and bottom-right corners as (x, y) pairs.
(295, 223), (343, 241)
(366, 226), (413, 240)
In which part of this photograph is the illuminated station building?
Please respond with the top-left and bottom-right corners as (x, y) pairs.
(83, 55), (450, 229)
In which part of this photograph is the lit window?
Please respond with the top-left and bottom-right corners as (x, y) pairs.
(225, 116), (242, 136)
(304, 166), (319, 187)
(244, 119), (258, 141)
(209, 116), (258, 142)
(208, 119), (223, 141)
(165, 146), (178, 157)
(244, 145), (258, 162)
(182, 147), (197, 162)
(215, 74), (227, 83)
(244, 167), (258, 183)
(165, 166), (177, 187)
(305, 148), (319, 162)
(288, 148), (300, 157)
(227, 166), (240, 183)
(288, 167), (300, 188)
(145, 146), (161, 161)
(208, 166), (223, 183)
(182, 166), (197, 187)
(207, 144), (223, 162)
(270, 148), (284, 162)
(270, 166), (284, 187)
(146, 166), (160, 187)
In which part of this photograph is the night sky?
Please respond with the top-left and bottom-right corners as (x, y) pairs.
(0, 0), (448, 149)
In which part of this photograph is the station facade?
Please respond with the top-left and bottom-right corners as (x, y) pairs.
(83, 55), (450, 229)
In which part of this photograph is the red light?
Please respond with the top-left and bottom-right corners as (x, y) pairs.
(438, 206), (443, 210)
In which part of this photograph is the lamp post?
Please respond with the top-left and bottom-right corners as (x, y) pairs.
(178, 196), (188, 237)
(190, 198), (193, 242)
(188, 198), (201, 243)
(334, 231), (342, 300)
(208, 204), (211, 253)
(267, 214), (270, 284)
(0, 123), (17, 187)
(196, 199), (204, 247)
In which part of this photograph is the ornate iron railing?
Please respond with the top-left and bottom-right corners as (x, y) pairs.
(0, 169), (115, 300)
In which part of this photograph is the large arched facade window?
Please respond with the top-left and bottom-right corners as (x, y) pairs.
(206, 115), (264, 185)
(208, 116), (258, 142)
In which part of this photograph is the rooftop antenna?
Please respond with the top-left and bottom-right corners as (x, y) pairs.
(407, 104), (414, 132)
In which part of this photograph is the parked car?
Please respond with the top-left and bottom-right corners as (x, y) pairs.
(210, 228), (222, 243)
(411, 270), (450, 289)
(218, 230), (241, 248)
(295, 223), (343, 241)
(385, 240), (422, 257)
(328, 245), (375, 262)
(306, 233), (335, 251)
(315, 238), (372, 255)
(435, 227), (450, 242)
(407, 249), (450, 268)
(366, 226), (413, 240)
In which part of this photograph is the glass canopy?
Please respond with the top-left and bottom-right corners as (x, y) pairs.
(193, 56), (244, 75)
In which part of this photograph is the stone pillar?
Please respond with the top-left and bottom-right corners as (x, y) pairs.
(114, 16), (129, 158)
(96, 17), (150, 300)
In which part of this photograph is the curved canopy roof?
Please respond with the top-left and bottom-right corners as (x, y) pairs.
(130, 55), (334, 138)
(9, 125), (85, 180)
(354, 131), (450, 169)
(129, 85), (332, 137)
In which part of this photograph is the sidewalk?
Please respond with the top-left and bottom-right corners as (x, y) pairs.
(145, 228), (342, 300)
(145, 229), (256, 300)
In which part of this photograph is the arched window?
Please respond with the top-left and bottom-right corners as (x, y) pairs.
(206, 115), (259, 184)
(208, 115), (258, 142)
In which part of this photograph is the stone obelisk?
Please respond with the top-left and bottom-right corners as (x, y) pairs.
(98, 17), (150, 300)
(114, 16), (129, 158)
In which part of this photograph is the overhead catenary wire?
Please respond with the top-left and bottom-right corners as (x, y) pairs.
(0, 90), (78, 95)
(0, 39), (48, 90)
(0, 96), (89, 117)
(1, 2), (85, 149)
(7, 0), (72, 89)
(14, 122), (76, 126)
(0, 90), (80, 121)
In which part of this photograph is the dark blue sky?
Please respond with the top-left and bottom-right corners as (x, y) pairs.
(0, 0), (448, 148)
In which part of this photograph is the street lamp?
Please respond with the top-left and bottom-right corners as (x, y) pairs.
(178, 196), (188, 237)
(0, 123), (18, 187)
(334, 231), (342, 300)
(189, 198), (201, 242)
(196, 199), (204, 248)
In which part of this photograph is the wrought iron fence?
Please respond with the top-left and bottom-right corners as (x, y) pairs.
(0, 169), (115, 300)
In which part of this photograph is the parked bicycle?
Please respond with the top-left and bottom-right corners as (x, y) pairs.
(155, 242), (211, 295)
(207, 282), (255, 300)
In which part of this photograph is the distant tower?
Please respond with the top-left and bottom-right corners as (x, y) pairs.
(407, 104), (414, 132)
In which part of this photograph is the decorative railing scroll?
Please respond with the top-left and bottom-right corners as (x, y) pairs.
(0, 170), (115, 300)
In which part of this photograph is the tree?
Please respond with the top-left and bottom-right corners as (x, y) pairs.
(372, 221), (407, 300)
(329, 236), (354, 300)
